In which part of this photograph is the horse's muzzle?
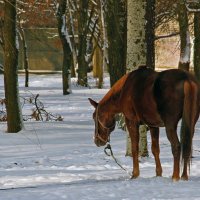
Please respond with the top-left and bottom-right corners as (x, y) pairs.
(94, 135), (107, 147)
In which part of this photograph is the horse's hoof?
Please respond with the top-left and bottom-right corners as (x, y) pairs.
(172, 176), (180, 182)
(181, 175), (188, 181)
(156, 170), (162, 177)
(131, 174), (139, 179)
(131, 176), (138, 179)
(156, 174), (162, 177)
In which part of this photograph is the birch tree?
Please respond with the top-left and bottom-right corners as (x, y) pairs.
(126, 0), (148, 157)
(3, 0), (23, 132)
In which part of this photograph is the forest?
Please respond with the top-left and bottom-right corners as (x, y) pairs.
(1, 0), (200, 131)
(1, 0), (200, 199)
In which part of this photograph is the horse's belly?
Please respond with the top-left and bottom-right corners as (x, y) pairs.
(135, 98), (164, 127)
(144, 118), (164, 127)
(140, 109), (164, 127)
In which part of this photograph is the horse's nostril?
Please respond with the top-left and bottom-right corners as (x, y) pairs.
(94, 137), (106, 147)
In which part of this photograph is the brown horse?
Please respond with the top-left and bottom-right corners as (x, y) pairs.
(89, 66), (200, 181)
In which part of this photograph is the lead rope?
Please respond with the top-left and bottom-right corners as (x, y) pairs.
(104, 143), (132, 177)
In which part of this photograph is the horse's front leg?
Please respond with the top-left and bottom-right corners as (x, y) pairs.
(125, 118), (139, 179)
(149, 127), (162, 177)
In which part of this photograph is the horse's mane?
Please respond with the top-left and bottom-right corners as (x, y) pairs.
(99, 73), (129, 105)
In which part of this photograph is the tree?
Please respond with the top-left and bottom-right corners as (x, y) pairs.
(146, 0), (155, 69)
(126, 0), (149, 157)
(94, 0), (106, 89)
(77, 0), (89, 86)
(56, 0), (72, 95)
(3, 0), (23, 132)
(0, 1), (4, 50)
(18, 20), (29, 87)
(193, 11), (200, 81)
(177, 0), (190, 71)
(155, 0), (178, 30)
(104, 0), (127, 86)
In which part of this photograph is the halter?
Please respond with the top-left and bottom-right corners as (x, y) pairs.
(94, 106), (115, 144)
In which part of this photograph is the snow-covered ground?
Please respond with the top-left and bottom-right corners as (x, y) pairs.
(1, 74), (200, 200)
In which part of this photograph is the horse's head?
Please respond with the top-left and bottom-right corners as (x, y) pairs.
(88, 98), (116, 147)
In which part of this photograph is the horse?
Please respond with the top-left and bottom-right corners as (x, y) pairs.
(89, 65), (200, 181)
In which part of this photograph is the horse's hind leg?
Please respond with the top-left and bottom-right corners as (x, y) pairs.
(125, 118), (139, 179)
(181, 111), (199, 180)
(165, 125), (181, 181)
(149, 127), (162, 177)
(180, 120), (190, 181)
(181, 158), (189, 180)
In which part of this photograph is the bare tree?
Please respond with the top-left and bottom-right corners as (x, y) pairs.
(18, 20), (29, 87)
(3, 0), (23, 132)
(178, 0), (190, 71)
(193, 8), (200, 81)
(126, 0), (148, 157)
(56, 0), (72, 95)
(104, 0), (127, 86)
(77, 0), (89, 86)
(146, 0), (155, 69)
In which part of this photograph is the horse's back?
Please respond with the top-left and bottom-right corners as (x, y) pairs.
(154, 69), (200, 125)
(121, 66), (163, 126)
(121, 66), (200, 127)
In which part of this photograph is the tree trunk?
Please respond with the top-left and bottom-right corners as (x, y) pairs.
(105, 0), (127, 86)
(93, 0), (105, 89)
(77, 0), (89, 87)
(145, 0), (155, 69)
(194, 12), (200, 81)
(126, 0), (148, 157)
(56, 0), (72, 95)
(67, 0), (77, 78)
(19, 25), (29, 87)
(177, 1), (190, 71)
(3, 0), (23, 133)
(126, 0), (146, 69)
(93, 45), (103, 88)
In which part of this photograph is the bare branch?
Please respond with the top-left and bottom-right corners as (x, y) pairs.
(155, 32), (180, 40)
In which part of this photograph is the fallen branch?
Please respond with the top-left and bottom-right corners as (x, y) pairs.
(0, 93), (63, 122)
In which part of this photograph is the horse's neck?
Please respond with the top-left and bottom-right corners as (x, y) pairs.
(99, 91), (120, 115)
(99, 73), (129, 115)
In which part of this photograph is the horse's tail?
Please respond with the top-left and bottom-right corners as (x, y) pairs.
(181, 80), (199, 168)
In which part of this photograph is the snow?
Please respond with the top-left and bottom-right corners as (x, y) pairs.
(180, 31), (191, 64)
(61, 14), (72, 52)
(1, 74), (200, 199)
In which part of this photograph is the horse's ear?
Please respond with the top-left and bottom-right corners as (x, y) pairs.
(88, 98), (98, 108)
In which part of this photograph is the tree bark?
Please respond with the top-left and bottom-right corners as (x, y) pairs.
(145, 0), (155, 69)
(177, 1), (190, 71)
(126, 0), (146, 69)
(3, 0), (23, 133)
(96, 0), (107, 89)
(19, 24), (29, 87)
(105, 0), (127, 86)
(93, 45), (103, 88)
(77, 0), (89, 87)
(126, 0), (148, 157)
(194, 12), (200, 81)
(56, 0), (72, 95)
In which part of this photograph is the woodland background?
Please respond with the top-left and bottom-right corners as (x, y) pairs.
(0, 0), (200, 166)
